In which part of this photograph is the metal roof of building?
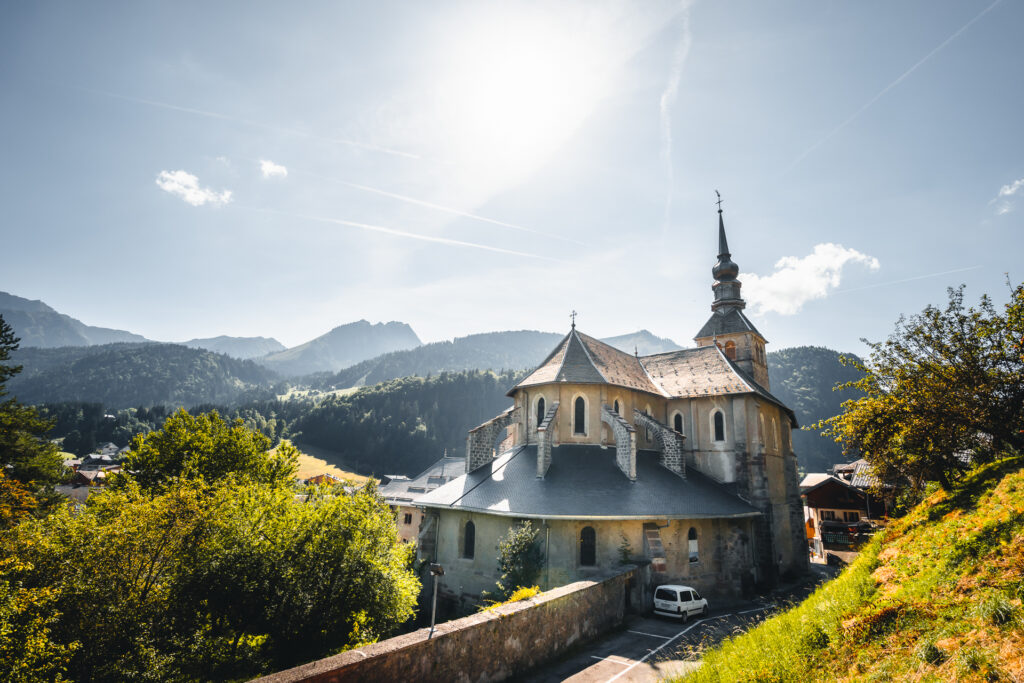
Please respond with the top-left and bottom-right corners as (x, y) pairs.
(414, 445), (760, 520)
(378, 455), (466, 505)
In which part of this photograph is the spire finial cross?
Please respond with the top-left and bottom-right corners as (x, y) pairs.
(715, 189), (723, 213)
(570, 310), (577, 329)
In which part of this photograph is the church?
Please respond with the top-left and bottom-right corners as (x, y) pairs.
(415, 206), (808, 604)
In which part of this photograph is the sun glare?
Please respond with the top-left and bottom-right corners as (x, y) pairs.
(434, 10), (615, 183)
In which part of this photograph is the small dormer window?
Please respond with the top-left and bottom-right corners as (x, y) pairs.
(724, 340), (737, 360)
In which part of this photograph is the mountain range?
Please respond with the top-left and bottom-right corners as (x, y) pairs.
(0, 292), (147, 347)
(257, 320), (422, 377)
(181, 335), (286, 359)
(1, 290), (865, 471)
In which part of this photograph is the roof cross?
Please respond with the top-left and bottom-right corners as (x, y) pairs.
(715, 189), (723, 213)
(570, 310), (577, 329)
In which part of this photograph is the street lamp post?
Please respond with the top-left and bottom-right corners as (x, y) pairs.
(428, 563), (444, 639)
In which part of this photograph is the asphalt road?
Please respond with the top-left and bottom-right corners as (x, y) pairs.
(518, 607), (775, 683)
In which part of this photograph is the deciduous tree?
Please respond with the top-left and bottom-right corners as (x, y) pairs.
(822, 284), (1024, 490)
(119, 408), (298, 490)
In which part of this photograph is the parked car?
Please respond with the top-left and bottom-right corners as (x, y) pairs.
(653, 584), (709, 621)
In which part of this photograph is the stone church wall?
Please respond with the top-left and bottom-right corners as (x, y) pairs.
(428, 513), (757, 606)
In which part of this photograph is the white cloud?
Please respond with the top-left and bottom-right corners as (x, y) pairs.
(994, 177), (1024, 215)
(260, 159), (288, 179)
(155, 170), (232, 206)
(998, 178), (1024, 198)
(744, 243), (880, 315)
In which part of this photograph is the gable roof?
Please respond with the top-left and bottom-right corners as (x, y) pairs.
(511, 329), (797, 426)
(415, 445), (759, 520)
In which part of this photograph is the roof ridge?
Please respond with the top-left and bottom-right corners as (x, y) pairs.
(549, 331), (574, 382)
(571, 329), (609, 383)
(635, 354), (669, 397)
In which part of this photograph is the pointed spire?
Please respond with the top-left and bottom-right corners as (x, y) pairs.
(712, 191), (739, 283)
(716, 190), (730, 257)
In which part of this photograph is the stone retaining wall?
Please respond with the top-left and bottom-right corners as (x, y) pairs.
(252, 567), (643, 683)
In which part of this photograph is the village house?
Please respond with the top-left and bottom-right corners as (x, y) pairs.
(379, 455), (465, 543)
(415, 207), (808, 607)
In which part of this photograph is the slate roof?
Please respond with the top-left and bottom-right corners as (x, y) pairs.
(694, 308), (765, 341)
(511, 328), (797, 426)
(514, 330), (661, 395)
(378, 455), (466, 506)
(415, 445), (760, 520)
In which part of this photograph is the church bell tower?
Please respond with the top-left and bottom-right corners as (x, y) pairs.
(694, 193), (771, 390)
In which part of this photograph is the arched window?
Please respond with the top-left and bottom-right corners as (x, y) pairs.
(580, 526), (596, 566)
(760, 413), (767, 446)
(673, 413), (683, 434)
(713, 410), (725, 442)
(688, 527), (699, 563)
(724, 340), (737, 360)
(462, 521), (475, 559)
(536, 397), (546, 430)
(644, 404), (652, 441)
(613, 399), (620, 414)
(574, 396), (586, 435)
(772, 418), (779, 451)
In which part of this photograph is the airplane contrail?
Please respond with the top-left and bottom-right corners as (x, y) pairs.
(73, 85), (424, 161)
(292, 168), (586, 245)
(786, 0), (1003, 172)
(659, 3), (693, 233)
(833, 265), (982, 295)
(240, 206), (562, 262)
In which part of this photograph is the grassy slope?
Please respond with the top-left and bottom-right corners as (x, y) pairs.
(273, 440), (368, 483)
(678, 454), (1024, 682)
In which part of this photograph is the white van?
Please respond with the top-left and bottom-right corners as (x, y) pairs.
(653, 584), (709, 621)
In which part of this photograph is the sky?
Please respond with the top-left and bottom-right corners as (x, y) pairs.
(2, 1), (1022, 354)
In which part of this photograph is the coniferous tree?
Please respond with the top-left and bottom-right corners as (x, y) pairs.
(0, 315), (64, 498)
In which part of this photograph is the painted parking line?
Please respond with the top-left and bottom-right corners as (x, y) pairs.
(591, 656), (633, 666)
(603, 608), (774, 683)
(736, 606), (771, 615)
(626, 630), (671, 639)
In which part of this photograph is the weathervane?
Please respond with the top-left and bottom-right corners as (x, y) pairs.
(570, 310), (577, 329)
(715, 190), (723, 213)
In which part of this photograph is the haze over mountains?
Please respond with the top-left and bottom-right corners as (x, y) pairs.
(258, 321), (423, 377)
(181, 336), (286, 360)
(0, 292), (147, 347)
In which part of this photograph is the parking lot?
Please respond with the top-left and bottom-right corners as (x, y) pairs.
(517, 606), (775, 682)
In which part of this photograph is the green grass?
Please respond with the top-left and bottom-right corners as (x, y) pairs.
(674, 453), (1024, 682)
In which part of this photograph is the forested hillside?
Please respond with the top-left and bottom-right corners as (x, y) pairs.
(767, 346), (864, 472)
(317, 330), (561, 389)
(10, 343), (279, 408)
(292, 370), (523, 475)
(39, 369), (523, 474)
